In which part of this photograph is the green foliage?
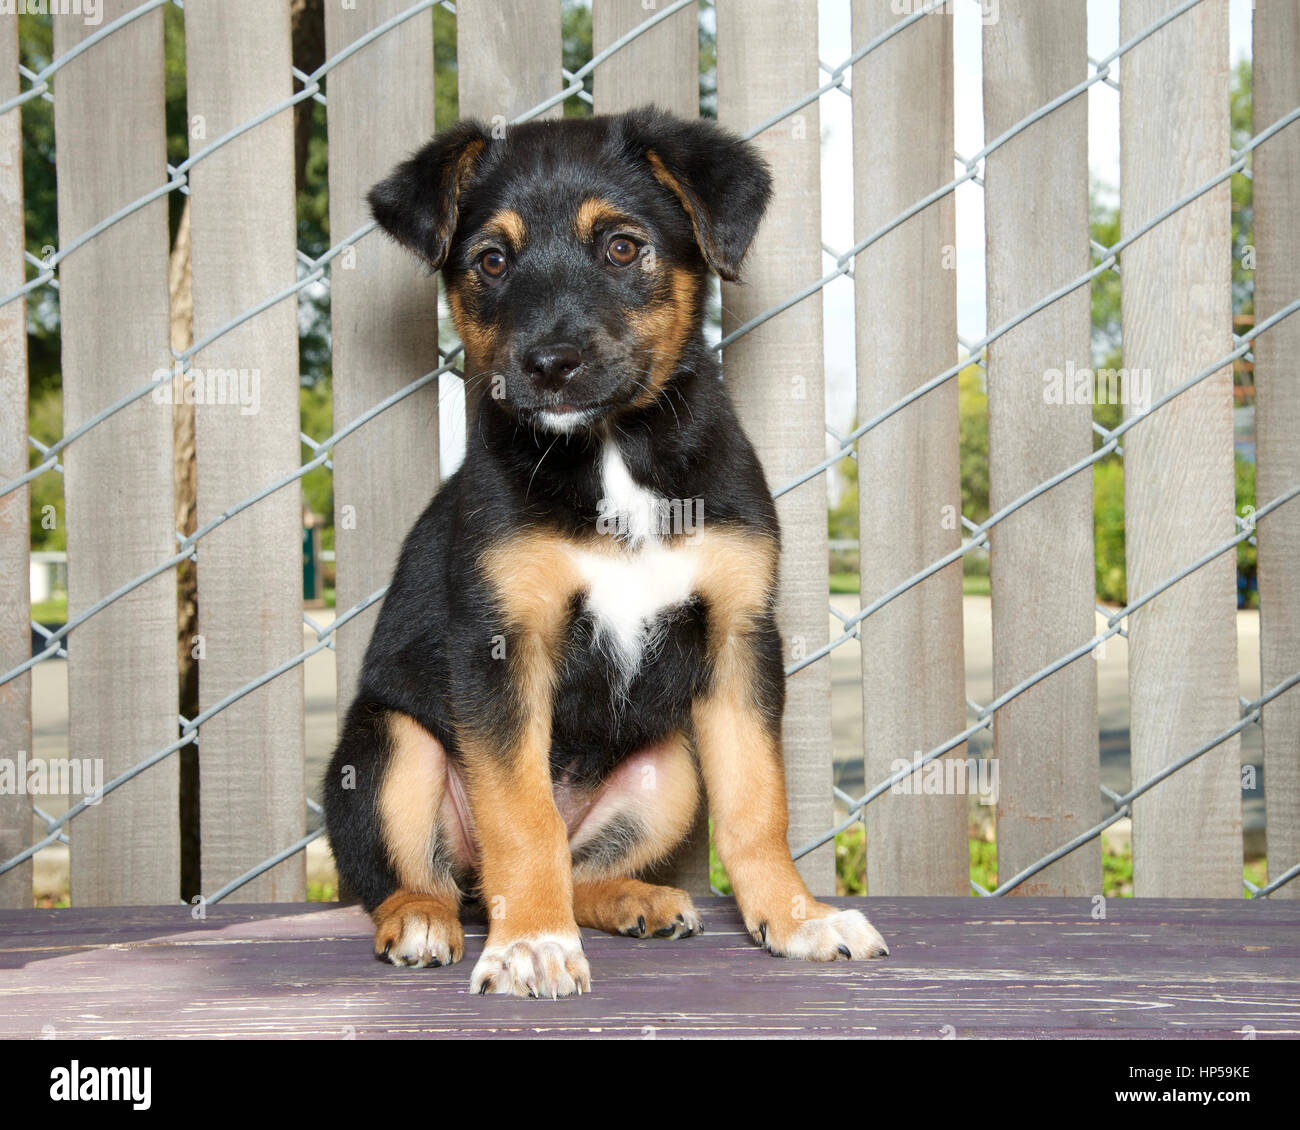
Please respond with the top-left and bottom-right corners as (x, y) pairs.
(969, 837), (996, 894)
(1093, 457), (1125, 604)
(300, 379), (334, 549)
(957, 363), (988, 526)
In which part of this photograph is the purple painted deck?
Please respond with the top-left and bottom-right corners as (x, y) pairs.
(1, 897), (1297, 1039)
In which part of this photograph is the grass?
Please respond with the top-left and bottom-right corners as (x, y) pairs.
(31, 596), (66, 624)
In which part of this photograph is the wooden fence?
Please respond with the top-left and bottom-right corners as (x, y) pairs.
(0, 0), (1297, 909)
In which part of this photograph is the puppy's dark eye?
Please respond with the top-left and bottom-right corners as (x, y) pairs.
(479, 250), (508, 278)
(606, 237), (640, 267)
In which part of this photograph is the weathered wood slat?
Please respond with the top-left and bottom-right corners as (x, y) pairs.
(185, 0), (304, 901)
(53, 1), (178, 905)
(591, 0), (710, 896)
(456, 0), (563, 125)
(1120, 0), (1241, 896)
(324, 1), (440, 729)
(983, 2), (1099, 895)
(1253, 0), (1300, 898)
(717, 0), (833, 893)
(1, 898), (1296, 1038)
(851, 1), (967, 895)
(0, 17), (31, 908)
(592, 0), (697, 115)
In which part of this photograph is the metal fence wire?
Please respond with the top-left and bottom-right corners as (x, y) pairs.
(2, 0), (1298, 905)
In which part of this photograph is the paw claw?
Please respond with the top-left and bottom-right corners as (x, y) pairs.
(751, 908), (888, 963)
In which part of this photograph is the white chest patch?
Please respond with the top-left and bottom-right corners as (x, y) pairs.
(571, 442), (698, 682)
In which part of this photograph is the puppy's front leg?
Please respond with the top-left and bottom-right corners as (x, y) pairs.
(693, 530), (888, 961)
(462, 725), (589, 998)
(463, 534), (589, 998)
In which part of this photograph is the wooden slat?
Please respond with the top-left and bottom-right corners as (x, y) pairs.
(185, 0), (304, 901)
(1120, 0), (1240, 897)
(2, 898), (1298, 1038)
(716, 1), (833, 894)
(324, 1), (440, 729)
(53, 2), (177, 906)
(983, 2), (1099, 895)
(851, 1), (967, 895)
(456, 0), (562, 124)
(593, 0), (696, 115)
(0, 17), (31, 908)
(1253, 0), (1300, 898)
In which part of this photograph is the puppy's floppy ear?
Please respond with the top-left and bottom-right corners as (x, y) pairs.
(619, 107), (773, 282)
(367, 121), (491, 270)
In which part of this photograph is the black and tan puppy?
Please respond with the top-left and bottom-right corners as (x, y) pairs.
(324, 107), (887, 998)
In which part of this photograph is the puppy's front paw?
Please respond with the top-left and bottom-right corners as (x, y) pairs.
(469, 933), (592, 999)
(373, 892), (465, 968)
(753, 907), (889, 962)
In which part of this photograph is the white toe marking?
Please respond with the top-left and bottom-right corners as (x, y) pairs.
(469, 932), (591, 998)
(780, 909), (889, 961)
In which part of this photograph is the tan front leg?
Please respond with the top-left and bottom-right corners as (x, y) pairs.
(464, 533), (590, 998)
(692, 529), (888, 961)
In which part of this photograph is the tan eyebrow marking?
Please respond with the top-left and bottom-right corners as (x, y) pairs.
(574, 196), (639, 242)
(483, 208), (527, 251)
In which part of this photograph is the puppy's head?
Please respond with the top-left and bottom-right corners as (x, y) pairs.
(368, 108), (771, 434)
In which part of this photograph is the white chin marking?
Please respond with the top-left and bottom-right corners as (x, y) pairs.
(533, 408), (595, 433)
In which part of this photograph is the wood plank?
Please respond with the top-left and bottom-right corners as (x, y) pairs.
(717, 1), (833, 894)
(1120, 0), (1241, 897)
(589, 0), (709, 896)
(851, 1), (967, 895)
(53, 1), (177, 905)
(0, 897), (1296, 1038)
(592, 0), (697, 115)
(983, 2), (1099, 895)
(1253, 0), (1300, 898)
(324, 2), (440, 730)
(456, 0), (563, 125)
(185, 0), (304, 901)
(0, 16), (30, 908)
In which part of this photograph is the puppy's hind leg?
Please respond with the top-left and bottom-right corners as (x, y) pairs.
(372, 713), (466, 967)
(569, 733), (704, 941)
(325, 706), (465, 968)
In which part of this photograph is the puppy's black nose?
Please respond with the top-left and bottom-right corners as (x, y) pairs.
(523, 342), (582, 390)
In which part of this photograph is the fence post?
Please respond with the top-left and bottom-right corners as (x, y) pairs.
(1120, 0), (1241, 897)
(1253, 0), (1300, 897)
(52, 2), (177, 905)
(983, 1), (1099, 894)
(716, 0), (834, 893)
(0, 17), (30, 908)
(324, 1), (440, 732)
(185, 0), (305, 901)
(851, 1), (967, 895)
(591, 0), (711, 894)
